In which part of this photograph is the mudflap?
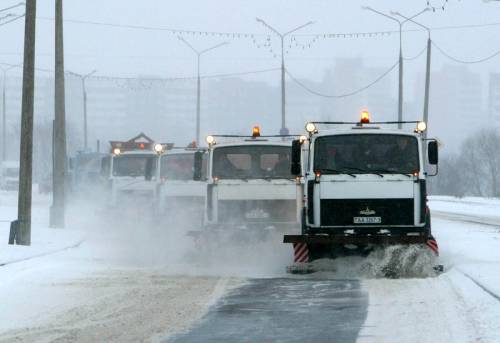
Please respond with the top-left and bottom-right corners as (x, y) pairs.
(286, 242), (314, 274)
(426, 235), (444, 273)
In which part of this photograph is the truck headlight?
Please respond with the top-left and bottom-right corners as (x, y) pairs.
(305, 122), (316, 133)
(113, 148), (121, 155)
(206, 135), (215, 145)
(416, 121), (427, 132)
(154, 143), (164, 153)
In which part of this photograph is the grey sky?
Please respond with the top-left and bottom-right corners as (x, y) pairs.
(0, 0), (499, 85)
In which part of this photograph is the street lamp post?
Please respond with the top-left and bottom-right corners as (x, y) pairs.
(0, 64), (20, 162)
(177, 37), (228, 145)
(256, 18), (313, 134)
(68, 70), (96, 150)
(392, 12), (432, 138)
(362, 7), (429, 128)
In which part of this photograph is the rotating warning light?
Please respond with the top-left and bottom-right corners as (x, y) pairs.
(206, 135), (215, 145)
(305, 122), (316, 133)
(416, 121), (427, 132)
(252, 126), (261, 137)
(139, 143), (145, 149)
(360, 110), (370, 124)
(112, 148), (121, 155)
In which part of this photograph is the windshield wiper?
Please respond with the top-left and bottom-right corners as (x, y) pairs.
(318, 168), (356, 178)
(370, 169), (412, 178)
(341, 166), (383, 177)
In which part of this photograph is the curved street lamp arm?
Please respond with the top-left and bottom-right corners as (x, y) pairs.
(199, 41), (229, 55)
(392, 10), (431, 37)
(177, 36), (200, 55)
(83, 69), (97, 80)
(362, 6), (402, 25)
(256, 17), (282, 37)
(284, 21), (314, 36)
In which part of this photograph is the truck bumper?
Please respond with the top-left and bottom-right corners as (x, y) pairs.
(284, 233), (428, 245)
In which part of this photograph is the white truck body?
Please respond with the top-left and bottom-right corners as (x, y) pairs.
(203, 140), (302, 231)
(105, 150), (159, 207)
(284, 121), (440, 263)
(157, 150), (207, 225)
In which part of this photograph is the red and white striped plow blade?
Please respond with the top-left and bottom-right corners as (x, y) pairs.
(293, 242), (309, 263)
(426, 238), (439, 256)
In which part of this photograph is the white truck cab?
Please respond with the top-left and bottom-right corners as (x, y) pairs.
(195, 127), (304, 234)
(0, 161), (19, 191)
(285, 113), (439, 263)
(101, 133), (171, 207)
(157, 147), (207, 226)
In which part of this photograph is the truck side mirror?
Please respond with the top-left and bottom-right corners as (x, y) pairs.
(428, 141), (438, 165)
(193, 151), (203, 181)
(291, 139), (302, 176)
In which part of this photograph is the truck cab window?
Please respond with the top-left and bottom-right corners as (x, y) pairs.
(315, 134), (419, 175)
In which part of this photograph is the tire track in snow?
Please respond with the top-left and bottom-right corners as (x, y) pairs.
(433, 211), (500, 228)
(458, 270), (500, 302)
(0, 240), (85, 267)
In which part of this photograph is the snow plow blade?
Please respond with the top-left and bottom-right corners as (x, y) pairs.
(284, 234), (428, 245)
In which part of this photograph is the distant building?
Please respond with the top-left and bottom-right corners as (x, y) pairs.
(489, 73), (500, 126)
(319, 58), (396, 123)
(415, 64), (484, 151)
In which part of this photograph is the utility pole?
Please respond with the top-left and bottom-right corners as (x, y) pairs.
(15, 0), (36, 245)
(68, 70), (96, 150)
(50, 0), (67, 228)
(392, 11), (432, 138)
(177, 36), (227, 145)
(362, 7), (428, 128)
(256, 18), (313, 134)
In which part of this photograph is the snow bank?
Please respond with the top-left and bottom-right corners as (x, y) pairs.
(429, 196), (500, 221)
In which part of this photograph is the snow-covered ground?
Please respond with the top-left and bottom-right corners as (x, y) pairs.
(1, 192), (500, 342)
(358, 197), (500, 343)
(0, 191), (239, 342)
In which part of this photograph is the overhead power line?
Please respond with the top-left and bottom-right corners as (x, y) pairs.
(0, 2), (24, 13)
(404, 46), (428, 61)
(0, 61), (280, 82)
(36, 16), (264, 38)
(0, 13), (24, 27)
(285, 61), (399, 99)
(34, 16), (500, 41)
(432, 41), (500, 64)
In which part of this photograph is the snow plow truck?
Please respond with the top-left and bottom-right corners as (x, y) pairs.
(285, 111), (440, 271)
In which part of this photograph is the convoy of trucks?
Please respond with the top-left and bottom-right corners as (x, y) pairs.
(8, 111), (440, 275)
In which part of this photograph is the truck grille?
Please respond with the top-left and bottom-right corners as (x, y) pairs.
(218, 200), (296, 224)
(320, 199), (414, 226)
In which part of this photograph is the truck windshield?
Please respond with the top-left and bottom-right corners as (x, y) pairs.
(314, 134), (419, 175)
(112, 154), (157, 178)
(3, 168), (19, 177)
(160, 153), (206, 180)
(212, 145), (292, 179)
(77, 155), (101, 172)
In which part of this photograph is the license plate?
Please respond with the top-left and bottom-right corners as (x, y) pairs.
(245, 209), (270, 219)
(353, 217), (381, 224)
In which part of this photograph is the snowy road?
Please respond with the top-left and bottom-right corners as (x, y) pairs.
(165, 199), (500, 343)
(169, 278), (367, 343)
(1, 195), (500, 342)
